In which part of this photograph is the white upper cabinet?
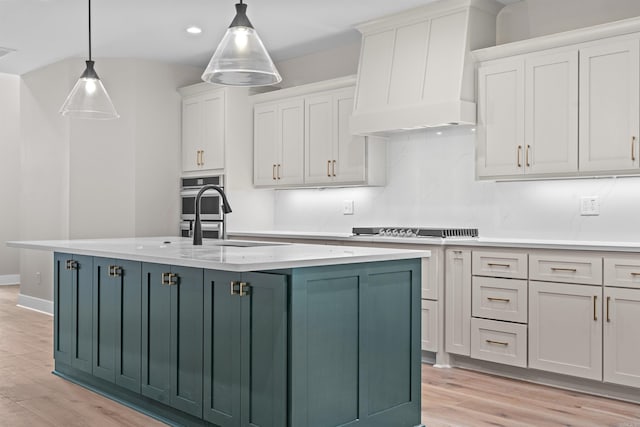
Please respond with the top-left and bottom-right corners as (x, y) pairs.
(525, 50), (579, 175)
(477, 60), (524, 177)
(180, 88), (225, 173)
(475, 19), (640, 180)
(477, 50), (579, 179)
(253, 99), (304, 187)
(252, 76), (386, 188)
(579, 39), (640, 173)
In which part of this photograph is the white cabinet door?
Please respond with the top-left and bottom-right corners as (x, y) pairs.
(334, 89), (366, 183)
(277, 98), (304, 186)
(529, 281), (602, 380)
(181, 90), (225, 173)
(445, 249), (471, 356)
(604, 287), (640, 388)
(200, 91), (225, 171)
(579, 39), (640, 173)
(304, 94), (334, 184)
(477, 60), (525, 178)
(422, 300), (438, 352)
(253, 103), (279, 186)
(182, 97), (202, 173)
(525, 51), (578, 175)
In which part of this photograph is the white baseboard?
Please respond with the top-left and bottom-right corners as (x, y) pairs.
(0, 274), (20, 285)
(17, 293), (53, 316)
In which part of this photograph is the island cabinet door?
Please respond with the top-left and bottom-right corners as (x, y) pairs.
(141, 263), (204, 418)
(202, 270), (288, 427)
(54, 253), (94, 374)
(92, 258), (142, 393)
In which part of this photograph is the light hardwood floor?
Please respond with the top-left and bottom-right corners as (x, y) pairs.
(1, 285), (639, 426)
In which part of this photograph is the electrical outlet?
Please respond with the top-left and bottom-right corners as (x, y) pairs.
(580, 196), (600, 216)
(343, 200), (354, 215)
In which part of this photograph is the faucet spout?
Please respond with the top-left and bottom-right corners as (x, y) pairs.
(193, 184), (232, 245)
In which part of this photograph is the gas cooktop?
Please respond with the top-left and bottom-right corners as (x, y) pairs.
(352, 227), (478, 239)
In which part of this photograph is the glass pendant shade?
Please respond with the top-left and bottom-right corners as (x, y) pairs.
(202, 2), (282, 86)
(60, 60), (119, 119)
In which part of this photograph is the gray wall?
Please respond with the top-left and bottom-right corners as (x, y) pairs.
(0, 73), (20, 280)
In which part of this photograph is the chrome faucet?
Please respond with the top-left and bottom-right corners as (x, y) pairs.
(193, 184), (232, 245)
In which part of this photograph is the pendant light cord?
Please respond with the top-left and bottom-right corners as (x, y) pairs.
(88, 0), (92, 61)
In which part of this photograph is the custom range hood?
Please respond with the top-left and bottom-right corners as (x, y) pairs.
(350, 0), (503, 136)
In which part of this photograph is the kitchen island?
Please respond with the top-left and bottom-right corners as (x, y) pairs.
(8, 237), (428, 427)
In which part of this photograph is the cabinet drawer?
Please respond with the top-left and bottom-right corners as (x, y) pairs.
(529, 253), (602, 285)
(472, 250), (528, 279)
(472, 277), (528, 323)
(604, 256), (640, 289)
(471, 318), (527, 368)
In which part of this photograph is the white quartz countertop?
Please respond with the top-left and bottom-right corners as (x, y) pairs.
(7, 237), (430, 272)
(227, 230), (640, 252)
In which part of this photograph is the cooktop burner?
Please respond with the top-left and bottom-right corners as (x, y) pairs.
(352, 227), (478, 238)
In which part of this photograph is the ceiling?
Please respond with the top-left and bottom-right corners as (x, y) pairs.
(0, 0), (520, 76)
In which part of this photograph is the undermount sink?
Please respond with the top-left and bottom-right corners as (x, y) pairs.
(210, 240), (287, 248)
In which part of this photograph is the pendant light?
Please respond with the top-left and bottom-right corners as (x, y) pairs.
(60, 0), (119, 119)
(201, 0), (282, 87)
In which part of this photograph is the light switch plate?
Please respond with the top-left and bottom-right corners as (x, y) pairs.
(580, 196), (600, 216)
(343, 200), (354, 215)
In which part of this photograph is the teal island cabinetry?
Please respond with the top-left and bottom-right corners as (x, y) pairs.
(13, 238), (427, 427)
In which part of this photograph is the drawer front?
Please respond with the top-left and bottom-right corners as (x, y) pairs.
(471, 318), (527, 368)
(529, 253), (602, 285)
(472, 250), (528, 279)
(604, 256), (640, 289)
(472, 277), (528, 323)
(421, 300), (438, 352)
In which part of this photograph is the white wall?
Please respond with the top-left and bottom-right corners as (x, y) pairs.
(497, 0), (640, 44)
(0, 73), (21, 280)
(19, 58), (201, 302)
(272, 127), (640, 243)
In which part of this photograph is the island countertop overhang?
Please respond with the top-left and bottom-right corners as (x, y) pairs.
(7, 236), (430, 272)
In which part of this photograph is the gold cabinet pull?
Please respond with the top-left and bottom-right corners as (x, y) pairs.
(488, 263), (510, 268)
(606, 296), (611, 322)
(239, 282), (250, 297)
(272, 164), (276, 180)
(593, 295), (598, 321)
(200, 150), (205, 166)
(327, 160), (331, 177)
(551, 267), (577, 272)
(161, 272), (169, 285)
(230, 281), (240, 295)
(277, 164), (281, 180)
(517, 145), (522, 167)
(630, 272), (640, 276)
(487, 297), (510, 303)
(196, 151), (200, 166)
(526, 145), (531, 167)
(633, 136), (637, 161)
(486, 339), (508, 346)
(65, 260), (78, 270)
(332, 160), (336, 177)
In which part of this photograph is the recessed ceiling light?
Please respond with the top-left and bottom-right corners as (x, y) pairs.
(186, 26), (202, 35)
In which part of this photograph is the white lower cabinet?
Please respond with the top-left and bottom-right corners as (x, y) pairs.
(445, 249), (471, 356)
(603, 287), (640, 388)
(421, 300), (438, 352)
(529, 280), (603, 380)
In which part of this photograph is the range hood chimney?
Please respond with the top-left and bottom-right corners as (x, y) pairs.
(350, 0), (503, 136)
